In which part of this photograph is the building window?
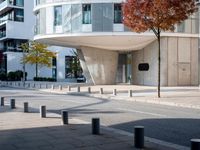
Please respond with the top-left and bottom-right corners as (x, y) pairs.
(82, 4), (91, 24)
(14, 9), (24, 22)
(65, 56), (82, 78)
(54, 6), (62, 26)
(14, 0), (24, 7)
(114, 4), (122, 24)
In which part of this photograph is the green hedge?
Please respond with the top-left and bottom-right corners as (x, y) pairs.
(0, 70), (27, 81)
(33, 77), (56, 82)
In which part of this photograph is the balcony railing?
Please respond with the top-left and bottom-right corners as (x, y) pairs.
(0, 0), (24, 8)
(35, 0), (70, 6)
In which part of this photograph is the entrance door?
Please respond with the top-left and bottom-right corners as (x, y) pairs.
(116, 53), (132, 84)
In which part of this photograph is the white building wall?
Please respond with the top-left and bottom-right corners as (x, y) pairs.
(6, 0), (35, 40)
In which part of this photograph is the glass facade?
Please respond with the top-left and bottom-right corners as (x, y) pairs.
(54, 6), (62, 26)
(34, 3), (199, 35)
(114, 4), (122, 24)
(82, 4), (91, 24)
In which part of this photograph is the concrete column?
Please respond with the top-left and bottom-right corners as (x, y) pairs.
(81, 47), (118, 85)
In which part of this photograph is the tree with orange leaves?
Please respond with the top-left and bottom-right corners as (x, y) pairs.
(123, 0), (197, 97)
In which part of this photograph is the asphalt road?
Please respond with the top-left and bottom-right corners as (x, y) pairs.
(1, 87), (200, 147)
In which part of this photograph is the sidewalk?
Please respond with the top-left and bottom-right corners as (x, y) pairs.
(40, 84), (200, 110)
(0, 105), (179, 150)
(2, 81), (200, 109)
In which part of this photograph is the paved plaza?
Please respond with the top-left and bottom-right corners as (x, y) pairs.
(1, 83), (200, 149)
(0, 95), (176, 150)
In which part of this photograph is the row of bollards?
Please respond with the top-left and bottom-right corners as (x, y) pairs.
(2, 82), (134, 97)
(1, 95), (200, 149)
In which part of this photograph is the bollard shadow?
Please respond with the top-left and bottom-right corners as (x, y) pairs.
(110, 118), (200, 147)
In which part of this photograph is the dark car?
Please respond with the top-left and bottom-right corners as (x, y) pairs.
(77, 75), (86, 83)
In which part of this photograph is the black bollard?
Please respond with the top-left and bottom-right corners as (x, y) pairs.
(100, 88), (103, 94)
(10, 99), (16, 109)
(134, 126), (144, 148)
(61, 110), (68, 125)
(88, 87), (91, 93)
(1, 97), (4, 106)
(191, 139), (200, 150)
(128, 90), (133, 97)
(40, 106), (46, 118)
(77, 86), (80, 92)
(24, 102), (29, 113)
(113, 89), (117, 96)
(92, 118), (100, 135)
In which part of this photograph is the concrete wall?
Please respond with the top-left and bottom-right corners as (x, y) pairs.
(81, 46), (118, 85)
(132, 37), (199, 86)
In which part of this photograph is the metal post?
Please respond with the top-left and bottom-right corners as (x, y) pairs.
(1, 97), (4, 106)
(128, 90), (132, 97)
(39, 84), (42, 89)
(100, 88), (103, 94)
(113, 89), (117, 96)
(92, 118), (100, 135)
(134, 126), (144, 149)
(88, 87), (91, 93)
(77, 86), (80, 92)
(45, 84), (48, 89)
(40, 106), (46, 118)
(61, 110), (68, 125)
(52, 85), (54, 90)
(24, 102), (29, 113)
(59, 85), (62, 90)
(68, 86), (71, 92)
(10, 99), (16, 109)
(191, 139), (200, 150)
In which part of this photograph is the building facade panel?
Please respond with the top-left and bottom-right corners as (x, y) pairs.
(33, 0), (200, 86)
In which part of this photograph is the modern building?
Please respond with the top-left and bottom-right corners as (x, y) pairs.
(0, 0), (77, 81)
(33, 0), (200, 86)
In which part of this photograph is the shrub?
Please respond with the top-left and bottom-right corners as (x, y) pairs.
(7, 70), (27, 81)
(33, 77), (56, 82)
(0, 72), (7, 81)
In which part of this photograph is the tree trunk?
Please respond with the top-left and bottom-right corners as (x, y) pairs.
(36, 62), (38, 78)
(157, 32), (161, 98)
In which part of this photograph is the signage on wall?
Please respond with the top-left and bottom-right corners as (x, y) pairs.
(138, 63), (149, 71)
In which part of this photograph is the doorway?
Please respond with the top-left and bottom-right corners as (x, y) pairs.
(116, 53), (132, 84)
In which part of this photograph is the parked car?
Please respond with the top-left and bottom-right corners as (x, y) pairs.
(77, 75), (86, 83)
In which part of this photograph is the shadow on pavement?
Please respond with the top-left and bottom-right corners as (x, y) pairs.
(110, 118), (200, 147)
